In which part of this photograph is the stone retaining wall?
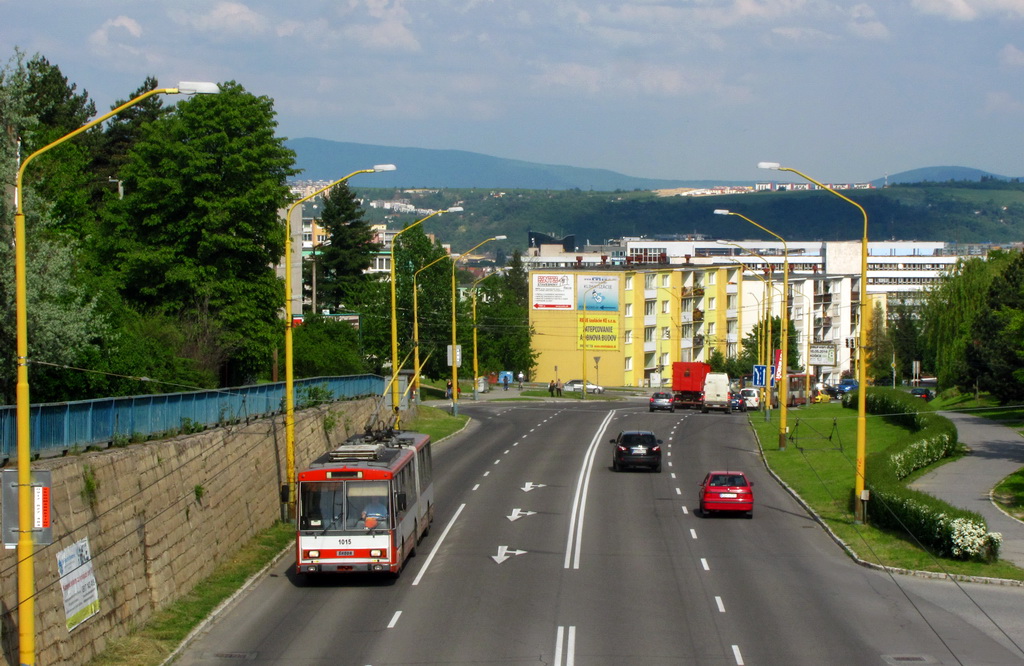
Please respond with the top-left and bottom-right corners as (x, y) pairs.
(0, 398), (383, 666)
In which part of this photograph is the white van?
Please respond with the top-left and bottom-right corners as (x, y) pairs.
(702, 372), (732, 413)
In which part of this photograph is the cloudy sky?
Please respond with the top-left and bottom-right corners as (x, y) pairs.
(3, 0), (1023, 182)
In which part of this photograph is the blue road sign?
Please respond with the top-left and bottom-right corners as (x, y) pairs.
(753, 365), (767, 388)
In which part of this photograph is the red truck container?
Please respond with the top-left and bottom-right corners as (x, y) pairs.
(672, 362), (711, 409)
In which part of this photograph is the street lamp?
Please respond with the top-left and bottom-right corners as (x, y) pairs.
(715, 210), (790, 450)
(413, 254), (454, 400)
(282, 164), (396, 517)
(12, 80), (220, 666)
(389, 207), (463, 423)
(451, 235), (506, 415)
(759, 161), (870, 522)
(470, 272), (502, 399)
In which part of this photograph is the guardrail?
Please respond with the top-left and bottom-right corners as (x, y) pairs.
(0, 374), (384, 463)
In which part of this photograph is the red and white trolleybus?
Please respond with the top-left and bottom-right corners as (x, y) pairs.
(296, 431), (434, 575)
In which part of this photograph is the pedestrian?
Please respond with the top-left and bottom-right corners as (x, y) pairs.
(556, 379), (563, 397)
(503, 375), (510, 391)
(445, 379), (453, 399)
(548, 380), (555, 397)
(518, 371), (524, 389)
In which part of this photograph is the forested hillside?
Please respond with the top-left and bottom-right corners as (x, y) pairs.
(353, 182), (1024, 254)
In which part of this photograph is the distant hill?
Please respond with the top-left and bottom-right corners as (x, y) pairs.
(871, 166), (1015, 187)
(286, 138), (742, 191)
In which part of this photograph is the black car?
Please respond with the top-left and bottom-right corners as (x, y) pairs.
(649, 392), (675, 412)
(910, 387), (933, 401)
(611, 430), (662, 472)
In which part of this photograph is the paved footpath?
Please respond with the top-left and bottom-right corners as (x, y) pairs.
(910, 411), (1024, 568)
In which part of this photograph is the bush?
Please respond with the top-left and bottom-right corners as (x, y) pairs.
(847, 388), (1001, 561)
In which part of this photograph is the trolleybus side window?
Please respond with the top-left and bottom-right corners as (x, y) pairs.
(417, 444), (432, 494)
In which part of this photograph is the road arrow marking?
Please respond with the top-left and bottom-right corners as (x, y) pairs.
(521, 482), (547, 492)
(507, 508), (537, 522)
(491, 546), (528, 563)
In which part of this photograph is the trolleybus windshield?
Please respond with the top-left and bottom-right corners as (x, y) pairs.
(299, 480), (390, 531)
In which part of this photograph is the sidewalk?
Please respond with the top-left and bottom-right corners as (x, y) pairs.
(910, 411), (1024, 568)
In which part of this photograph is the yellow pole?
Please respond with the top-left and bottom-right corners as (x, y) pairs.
(715, 210), (789, 449)
(470, 272), (500, 399)
(13, 80), (219, 666)
(759, 162), (870, 521)
(413, 254), (454, 400)
(283, 164), (395, 517)
(389, 207), (462, 422)
(450, 236), (505, 415)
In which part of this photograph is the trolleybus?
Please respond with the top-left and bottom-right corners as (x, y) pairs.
(295, 430), (434, 575)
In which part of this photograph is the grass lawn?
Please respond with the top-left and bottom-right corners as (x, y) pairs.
(749, 401), (1024, 581)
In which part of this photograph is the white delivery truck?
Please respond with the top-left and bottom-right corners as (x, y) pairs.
(701, 372), (732, 413)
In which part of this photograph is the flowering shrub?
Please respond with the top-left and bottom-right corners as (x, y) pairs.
(850, 388), (999, 561)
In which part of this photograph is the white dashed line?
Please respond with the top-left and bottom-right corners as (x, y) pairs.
(732, 645), (745, 665)
(715, 596), (726, 613)
(472, 484), (480, 491)
(388, 611), (402, 628)
(690, 529), (698, 539)
(701, 558), (710, 571)
(675, 488), (682, 495)
(681, 506), (688, 514)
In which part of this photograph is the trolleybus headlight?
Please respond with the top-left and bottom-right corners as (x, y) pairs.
(306, 550), (320, 558)
(370, 549), (383, 557)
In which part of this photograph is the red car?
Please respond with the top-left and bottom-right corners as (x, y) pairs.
(698, 471), (754, 518)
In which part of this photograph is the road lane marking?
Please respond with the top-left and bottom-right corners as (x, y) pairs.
(732, 645), (744, 665)
(715, 596), (725, 613)
(701, 558), (710, 570)
(411, 503), (466, 586)
(564, 409), (620, 569)
(472, 484), (480, 491)
(675, 488), (682, 495)
(690, 528), (698, 539)
(555, 626), (576, 666)
(681, 506), (688, 514)
(387, 611), (402, 628)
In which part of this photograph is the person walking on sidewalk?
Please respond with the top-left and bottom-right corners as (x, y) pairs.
(556, 379), (563, 397)
(548, 380), (555, 397)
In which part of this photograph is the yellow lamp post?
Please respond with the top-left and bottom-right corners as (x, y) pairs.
(413, 253), (455, 400)
(789, 285), (814, 401)
(715, 210), (790, 450)
(470, 272), (502, 399)
(282, 164), (394, 514)
(759, 161), (870, 522)
(388, 207), (463, 423)
(12, 80), (219, 666)
(450, 235), (506, 415)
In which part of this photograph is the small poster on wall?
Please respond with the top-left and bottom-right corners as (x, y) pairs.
(57, 537), (100, 632)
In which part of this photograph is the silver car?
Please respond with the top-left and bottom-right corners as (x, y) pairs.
(649, 392), (675, 412)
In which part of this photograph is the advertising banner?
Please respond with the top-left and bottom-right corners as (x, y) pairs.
(57, 538), (99, 632)
(532, 273), (574, 310)
(576, 275), (619, 311)
(577, 314), (620, 351)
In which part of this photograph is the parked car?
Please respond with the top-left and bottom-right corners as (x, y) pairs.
(740, 388), (760, 410)
(910, 387), (933, 401)
(837, 378), (859, 394)
(729, 392), (747, 412)
(649, 392), (675, 412)
(698, 470), (754, 518)
(816, 383), (840, 399)
(564, 379), (604, 394)
(611, 430), (662, 472)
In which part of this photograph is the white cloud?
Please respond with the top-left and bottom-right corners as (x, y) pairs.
(911, 0), (1024, 21)
(172, 2), (270, 35)
(89, 16), (143, 48)
(999, 44), (1024, 67)
(335, 0), (421, 51)
(847, 4), (889, 40)
(984, 90), (1024, 113)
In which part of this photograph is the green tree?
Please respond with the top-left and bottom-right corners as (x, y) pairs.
(98, 80), (297, 385)
(312, 182), (379, 311)
(866, 302), (895, 386)
(474, 269), (536, 379)
(888, 298), (922, 383)
(966, 250), (1024, 403)
(921, 252), (1015, 390)
(290, 315), (367, 378)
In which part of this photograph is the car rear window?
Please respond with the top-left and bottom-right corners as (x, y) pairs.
(622, 434), (656, 446)
(710, 475), (747, 487)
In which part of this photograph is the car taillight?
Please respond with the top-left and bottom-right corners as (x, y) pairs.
(649, 397), (654, 403)
(617, 445), (629, 452)
(651, 445), (661, 452)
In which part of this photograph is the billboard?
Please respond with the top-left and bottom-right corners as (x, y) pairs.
(809, 343), (838, 366)
(577, 275), (619, 311)
(577, 313), (620, 351)
(532, 273), (574, 310)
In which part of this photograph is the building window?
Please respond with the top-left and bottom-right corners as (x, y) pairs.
(707, 322), (716, 336)
(625, 303), (633, 317)
(625, 275), (633, 290)
(662, 326), (670, 339)
(625, 356), (633, 371)
(645, 274), (656, 290)
(708, 297), (716, 310)
(661, 274), (670, 288)
(662, 300), (670, 314)
(727, 295), (738, 310)
(645, 300), (656, 316)
(644, 326), (655, 342)
(624, 330), (633, 344)
(707, 272), (716, 285)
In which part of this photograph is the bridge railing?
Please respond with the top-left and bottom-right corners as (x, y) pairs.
(0, 375), (384, 463)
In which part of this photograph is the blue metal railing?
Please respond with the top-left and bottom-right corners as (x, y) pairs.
(0, 375), (385, 462)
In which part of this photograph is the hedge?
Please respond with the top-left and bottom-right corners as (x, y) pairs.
(842, 388), (1002, 562)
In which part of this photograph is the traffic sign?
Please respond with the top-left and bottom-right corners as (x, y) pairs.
(752, 365), (767, 388)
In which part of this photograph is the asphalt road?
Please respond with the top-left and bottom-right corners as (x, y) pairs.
(171, 400), (1024, 665)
